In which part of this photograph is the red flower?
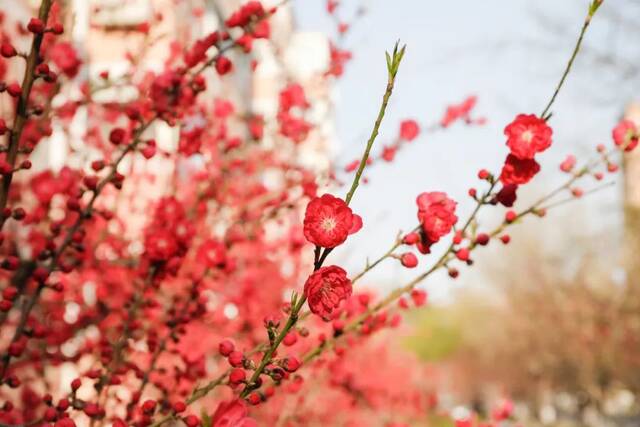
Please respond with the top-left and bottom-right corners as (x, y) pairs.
(440, 96), (477, 127)
(279, 83), (309, 112)
(49, 42), (81, 78)
(500, 154), (540, 185)
(303, 194), (359, 248)
(612, 119), (638, 152)
(248, 115), (264, 140)
(399, 119), (420, 141)
(495, 184), (518, 207)
(211, 399), (257, 427)
(225, 1), (265, 28)
(196, 239), (227, 268)
(504, 114), (552, 159)
(215, 56), (233, 75)
(304, 265), (352, 320)
(492, 398), (514, 422)
(150, 70), (185, 113)
(278, 111), (312, 143)
(144, 229), (179, 262)
(30, 170), (59, 205)
(416, 192), (458, 245)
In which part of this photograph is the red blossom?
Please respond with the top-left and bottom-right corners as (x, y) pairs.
(440, 96), (477, 127)
(495, 184), (518, 207)
(195, 239), (227, 269)
(303, 194), (359, 248)
(504, 113), (553, 159)
(416, 191), (458, 246)
(304, 265), (352, 320)
(211, 399), (257, 427)
(144, 229), (179, 262)
(48, 42), (81, 78)
(499, 153), (541, 185)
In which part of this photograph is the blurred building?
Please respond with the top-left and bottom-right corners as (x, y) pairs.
(68, 0), (334, 166)
(623, 102), (640, 280)
(3, 0), (336, 167)
(5, 0), (337, 236)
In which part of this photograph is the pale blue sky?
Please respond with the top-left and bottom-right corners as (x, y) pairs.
(293, 0), (639, 299)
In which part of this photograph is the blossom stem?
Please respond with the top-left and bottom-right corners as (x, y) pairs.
(0, 0), (54, 231)
(539, 4), (600, 120)
(344, 42), (405, 206)
(539, 181), (614, 211)
(239, 42), (406, 401)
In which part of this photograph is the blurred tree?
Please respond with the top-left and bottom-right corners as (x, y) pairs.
(445, 234), (640, 425)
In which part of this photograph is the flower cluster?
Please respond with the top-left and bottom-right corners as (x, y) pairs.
(414, 191), (458, 252)
(278, 83), (313, 143)
(499, 113), (552, 187)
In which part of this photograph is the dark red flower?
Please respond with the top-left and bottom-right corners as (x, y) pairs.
(495, 184), (518, 207)
(248, 115), (264, 139)
(195, 239), (227, 269)
(504, 114), (552, 159)
(500, 154), (541, 185)
(225, 1), (266, 28)
(278, 111), (312, 143)
(144, 229), (179, 262)
(215, 56), (233, 75)
(303, 194), (359, 248)
(304, 265), (352, 320)
(416, 192), (458, 245)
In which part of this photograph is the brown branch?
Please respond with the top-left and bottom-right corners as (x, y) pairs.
(0, 0), (54, 230)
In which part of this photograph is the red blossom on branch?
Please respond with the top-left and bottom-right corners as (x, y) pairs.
(303, 194), (361, 248)
(504, 113), (553, 159)
(416, 191), (458, 248)
(304, 265), (352, 320)
(500, 153), (541, 185)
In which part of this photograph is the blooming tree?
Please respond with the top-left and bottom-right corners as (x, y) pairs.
(0, 0), (634, 426)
